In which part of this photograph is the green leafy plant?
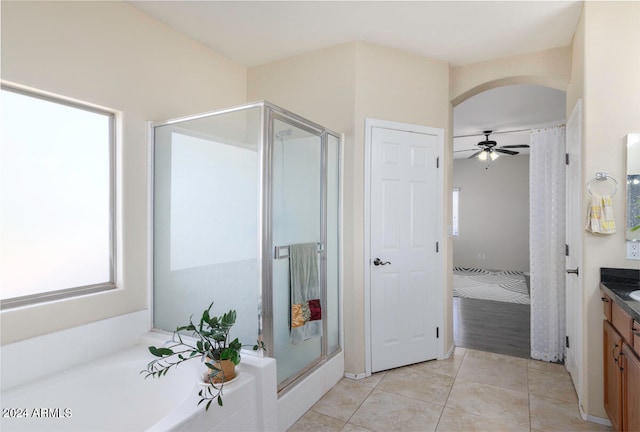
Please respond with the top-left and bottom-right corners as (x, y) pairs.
(141, 302), (265, 411)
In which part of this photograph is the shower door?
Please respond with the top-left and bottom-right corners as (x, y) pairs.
(270, 115), (324, 389)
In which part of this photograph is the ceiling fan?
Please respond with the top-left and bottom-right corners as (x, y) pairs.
(456, 130), (529, 161)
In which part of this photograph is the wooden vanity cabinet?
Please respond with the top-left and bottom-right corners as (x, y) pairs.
(622, 343), (640, 432)
(613, 302), (634, 343)
(603, 289), (640, 432)
(604, 320), (624, 432)
(603, 293), (613, 322)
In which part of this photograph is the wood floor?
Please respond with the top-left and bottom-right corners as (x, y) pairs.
(453, 297), (531, 359)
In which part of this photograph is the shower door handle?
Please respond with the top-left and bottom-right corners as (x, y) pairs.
(373, 258), (391, 266)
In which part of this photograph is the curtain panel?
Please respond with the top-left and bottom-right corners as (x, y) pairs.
(530, 126), (566, 362)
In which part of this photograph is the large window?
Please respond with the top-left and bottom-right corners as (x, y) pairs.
(1, 86), (116, 308)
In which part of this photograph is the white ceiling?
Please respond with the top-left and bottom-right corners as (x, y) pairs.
(128, 1), (579, 157)
(129, 1), (582, 68)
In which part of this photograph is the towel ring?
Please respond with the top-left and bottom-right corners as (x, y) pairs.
(587, 172), (617, 196)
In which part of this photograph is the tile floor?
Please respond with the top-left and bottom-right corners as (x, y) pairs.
(288, 348), (612, 432)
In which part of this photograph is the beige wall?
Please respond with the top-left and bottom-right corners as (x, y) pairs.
(353, 42), (452, 366)
(247, 42), (356, 136)
(450, 46), (572, 107)
(1, 1), (247, 344)
(566, 11), (585, 123)
(249, 40), (451, 375)
(453, 156), (530, 272)
(579, 1), (640, 418)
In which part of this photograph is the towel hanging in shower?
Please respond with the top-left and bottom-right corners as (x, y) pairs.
(289, 242), (322, 345)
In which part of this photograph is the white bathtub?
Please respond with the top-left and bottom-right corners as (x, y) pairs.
(1, 333), (278, 432)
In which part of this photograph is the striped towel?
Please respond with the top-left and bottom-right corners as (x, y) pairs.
(585, 195), (616, 234)
(289, 243), (322, 345)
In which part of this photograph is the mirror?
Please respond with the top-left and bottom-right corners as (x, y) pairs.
(627, 133), (640, 240)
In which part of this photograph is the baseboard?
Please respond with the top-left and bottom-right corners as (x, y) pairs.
(344, 372), (367, 380)
(442, 343), (455, 360)
(579, 404), (611, 426)
(278, 353), (344, 431)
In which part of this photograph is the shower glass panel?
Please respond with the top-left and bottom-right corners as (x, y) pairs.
(153, 107), (261, 348)
(327, 133), (340, 354)
(152, 101), (341, 394)
(271, 117), (323, 387)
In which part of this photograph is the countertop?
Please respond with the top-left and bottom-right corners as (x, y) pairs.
(600, 267), (640, 323)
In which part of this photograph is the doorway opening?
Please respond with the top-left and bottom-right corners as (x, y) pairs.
(452, 84), (566, 360)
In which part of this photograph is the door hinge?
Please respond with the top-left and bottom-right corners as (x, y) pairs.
(565, 244), (569, 256)
(436, 242), (439, 253)
(566, 153), (570, 165)
(436, 327), (440, 338)
(566, 336), (570, 348)
(436, 156), (439, 168)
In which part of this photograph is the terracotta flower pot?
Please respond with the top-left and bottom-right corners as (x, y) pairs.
(205, 359), (236, 384)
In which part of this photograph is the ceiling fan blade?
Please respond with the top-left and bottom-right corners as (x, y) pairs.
(500, 144), (530, 149)
(495, 148), (519, 155)
(467, 150), (483, 159)
(453, 149), (478, 153)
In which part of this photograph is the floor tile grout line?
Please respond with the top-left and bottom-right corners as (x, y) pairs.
(348, 348), (467, 432)
(433, 346), (467, 432)
(294, 348), (601, 432)
(336, 373), (379, 430)
(442, 348), (534, 429)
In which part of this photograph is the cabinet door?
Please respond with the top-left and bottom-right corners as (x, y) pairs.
(623, 344), (640, 432)
(604, 320), (624, 431)
(603, 292), (613, 322)
(612, 301), (634, 344)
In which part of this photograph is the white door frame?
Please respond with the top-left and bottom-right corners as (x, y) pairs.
(364, 118), (445, 377)
(565, 99), (583, 402)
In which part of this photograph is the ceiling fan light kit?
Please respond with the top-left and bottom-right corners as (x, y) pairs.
(454, 130), (530, 166)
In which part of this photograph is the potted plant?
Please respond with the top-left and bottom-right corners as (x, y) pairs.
(141, 302), (265, 410)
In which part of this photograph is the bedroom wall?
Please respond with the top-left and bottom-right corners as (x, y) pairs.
(0, 1), (247, 344)
(453, 155), (530, 272)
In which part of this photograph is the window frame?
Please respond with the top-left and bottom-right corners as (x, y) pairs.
(452, 187), (460, 237)
(0, 84), (117, 309)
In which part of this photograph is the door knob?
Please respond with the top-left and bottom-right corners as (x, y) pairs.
(566, 267), (579, 276)
(373, 258), (391, 266)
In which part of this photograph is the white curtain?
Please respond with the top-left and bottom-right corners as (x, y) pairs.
(530, 126), (566, 362)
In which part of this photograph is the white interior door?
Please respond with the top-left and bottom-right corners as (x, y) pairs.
(565, 100), (583, 396)
(368, 123), (442, 373)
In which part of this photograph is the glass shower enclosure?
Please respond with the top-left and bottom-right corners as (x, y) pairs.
(152, 102), (341, 391)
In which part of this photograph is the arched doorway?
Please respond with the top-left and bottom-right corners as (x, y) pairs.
(451, 83), (567, 359)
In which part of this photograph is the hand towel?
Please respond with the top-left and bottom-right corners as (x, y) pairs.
(585, 195), (616, 234)
(289, 243), (322, 344)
